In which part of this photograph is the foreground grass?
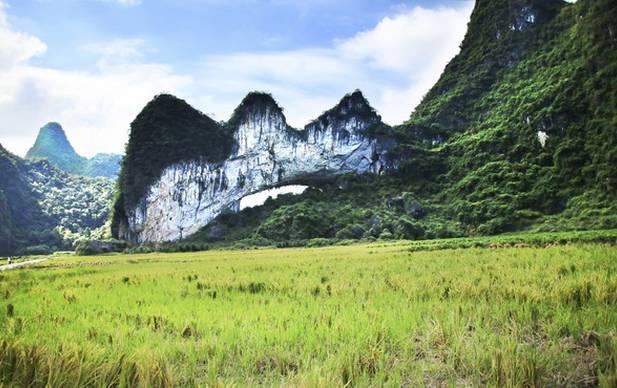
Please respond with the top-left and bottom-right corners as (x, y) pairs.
(1, 241), (616, 386)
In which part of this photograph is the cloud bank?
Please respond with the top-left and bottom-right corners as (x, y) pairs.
(0, 0), (473, 156)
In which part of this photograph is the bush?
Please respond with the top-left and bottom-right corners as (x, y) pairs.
(22, 245), (51, 255)
(75, 240), (127, 256)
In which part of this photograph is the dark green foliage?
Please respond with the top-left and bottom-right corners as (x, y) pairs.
(0, 144), (114, 255)
(75, 239), (127, 256)
(256, 202), (333, 241)
(186, 174), (459, 247)
(26, 160), (114, 237)
(405, 0), (565, 141)
(227, 92), (287, 129)
(0, 144), (59, 255)
(434, 0), (617, 234)
(112, 94), (235, 235)
(395, 0), (617, 235)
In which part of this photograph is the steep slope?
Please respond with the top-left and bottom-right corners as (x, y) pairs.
(26, 122), (122, 178)
(405, 0), (565, 143)
(398, 0), (617, 234)
(0, 144), (50, 255)
(112, 91), (394, 243)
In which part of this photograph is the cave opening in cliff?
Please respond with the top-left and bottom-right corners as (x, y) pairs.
(239, 185), (309, 210)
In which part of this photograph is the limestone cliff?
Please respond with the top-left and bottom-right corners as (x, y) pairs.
(113, 90), (395, 243)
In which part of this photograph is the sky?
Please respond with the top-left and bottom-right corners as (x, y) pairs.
(0, 0), (475, 157)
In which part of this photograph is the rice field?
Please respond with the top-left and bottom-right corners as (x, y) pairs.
(1, 239), (616, 387)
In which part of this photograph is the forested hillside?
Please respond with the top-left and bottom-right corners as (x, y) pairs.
(400, 0), (617, 235)
(0, 145), (114, 255)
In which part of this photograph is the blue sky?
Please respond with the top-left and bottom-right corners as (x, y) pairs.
(0, 0), (474, 156)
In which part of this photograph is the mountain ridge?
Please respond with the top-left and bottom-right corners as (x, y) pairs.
(112, 90), (394, 242)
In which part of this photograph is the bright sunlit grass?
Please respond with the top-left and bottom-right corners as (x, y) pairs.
(1, 240), (616, 386)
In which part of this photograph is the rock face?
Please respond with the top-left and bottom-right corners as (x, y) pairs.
(115, 90), (396, 243)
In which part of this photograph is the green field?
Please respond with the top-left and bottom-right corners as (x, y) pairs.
(1, 238), (617, 386)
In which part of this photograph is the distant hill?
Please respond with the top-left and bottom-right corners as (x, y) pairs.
(26, 122), (122, 178)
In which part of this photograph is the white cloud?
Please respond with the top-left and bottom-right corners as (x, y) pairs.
(194, 3), (474, 128)
(0, 63), (190, 157)
(0, 1), (189, 156)
(97, 0), (142, 7)
(0, 0), (474, 157)
(0, 1), (46, 71)
(83, 38), (147, 63)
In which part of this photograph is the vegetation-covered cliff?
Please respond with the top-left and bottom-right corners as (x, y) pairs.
(186, 0), (617, 245)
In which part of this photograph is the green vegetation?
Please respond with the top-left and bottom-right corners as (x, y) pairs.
(1, 240), (616, 386)
(398, 0), (617, 234)
(0, 145), (114, 255)
(25, 160), (114, 245)
(183, 0), (616, 246)
(191, 175), (456, 246)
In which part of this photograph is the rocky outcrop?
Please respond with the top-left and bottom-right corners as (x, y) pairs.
(115, 90), (396, 243)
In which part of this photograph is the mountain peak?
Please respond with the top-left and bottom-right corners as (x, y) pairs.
(25, 122), (121, 178)
(26, 122), (84, 174)
(40, 121), (64, 133)
(33, 122), (73, 149)
(313, 90), (380, 126)
(148, 93), (187, 108)
(465, 0), (565, 45)
(228, 92), (285, 127)
(336, 89), (372, 111)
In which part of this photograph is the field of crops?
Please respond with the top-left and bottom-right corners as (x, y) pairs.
(1, 237), (616, 386)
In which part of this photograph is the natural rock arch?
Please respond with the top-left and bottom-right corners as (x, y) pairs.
(114, 91), (395, 243)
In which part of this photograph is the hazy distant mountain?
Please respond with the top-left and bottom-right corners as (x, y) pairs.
(26, 122), (85, 174)
(26, 122), (122, 178)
